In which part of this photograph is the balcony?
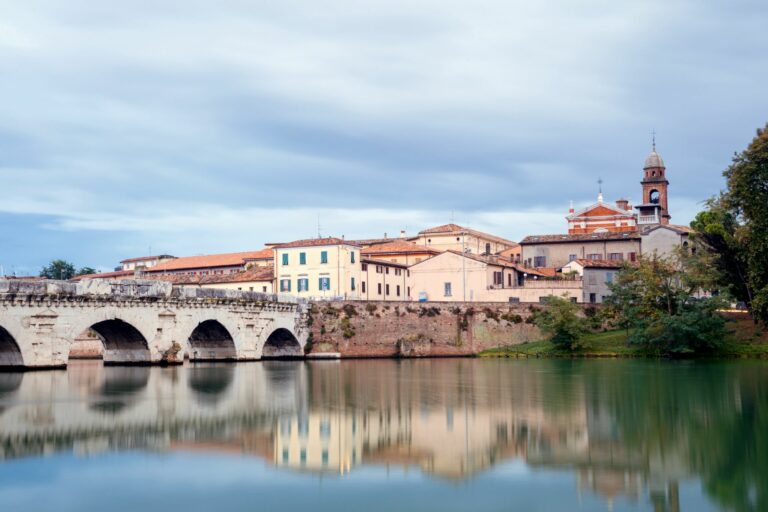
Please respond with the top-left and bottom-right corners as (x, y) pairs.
(637, 214), (659, 225)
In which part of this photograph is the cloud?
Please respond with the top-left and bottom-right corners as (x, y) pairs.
(0, 0), (765, 268)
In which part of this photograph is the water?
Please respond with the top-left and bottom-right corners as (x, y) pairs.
(0, 358), (765, 512)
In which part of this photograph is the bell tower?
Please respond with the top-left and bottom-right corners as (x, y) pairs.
(635, 137), (670, 225)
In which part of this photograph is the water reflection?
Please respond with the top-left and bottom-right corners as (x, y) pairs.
(0, 359), (765, 511)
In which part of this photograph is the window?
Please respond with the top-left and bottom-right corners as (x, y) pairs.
(493, 271), (503, 285)
(249, 287), (253, 291)
(280, 279), (291, 292)
(589, 293), (597, 303)
(533, 256), (546, 267)
(281, 253), (289, 265)
(385, 284), (390, 296)
(588, 273), (597, 285)
(587, 253), (602, 260)
(608, 253), (623, 261)
(444, 282), (452, 297)
(377, 283), (382, 295)
(385, 267), (389, 274)
(299, 252), (306, 265)
(485, 243), (491, 255)
(361, 281), (366, 293)
(396, 285), (401, 296)
(350, 251), (356, 263)
(361, 263), (367, 271)
(320, 250), (328, 264)
(297, 278), (309, 292)
(300, 449), (307, 466)
(318, 277), (330, 291)
(407, 286), (411, 297)
(321, 449), (329, 467)
(351, 277), (356, 291)
(508, 274), (513, 286)
(262, 286), (267, 292)
(320, 420), (331, 439)
(628, 252), (637, 262)
(568, 254), (577, 262)
(508, 297), (520, 303)
(282, 448), (289, 463)
(605, 272), (613, 284)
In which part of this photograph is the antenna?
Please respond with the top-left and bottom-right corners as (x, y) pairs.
(597, 178), (604, 203)
(317, 214), (322, 239)
(652, 129), (656, 151)
(450, 210), (455, 224)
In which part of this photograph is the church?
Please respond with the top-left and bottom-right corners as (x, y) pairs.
(520, 142), (691, 274)
(566, 142), (670, 235)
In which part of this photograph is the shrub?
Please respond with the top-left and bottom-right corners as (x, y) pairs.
(533, 296), (590, 350)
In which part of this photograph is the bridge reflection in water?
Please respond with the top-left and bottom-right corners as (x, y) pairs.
(0, 359), (766, 511)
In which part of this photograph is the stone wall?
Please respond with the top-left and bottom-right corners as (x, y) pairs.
(307, 301), (543, 357)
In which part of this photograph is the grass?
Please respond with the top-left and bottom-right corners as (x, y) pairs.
(481, 314), (768, 359)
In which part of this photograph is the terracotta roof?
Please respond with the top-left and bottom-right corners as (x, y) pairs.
(274, 237), (359, 249)
(361, 258), (408, 269)
(568, 259), (625, 269)
(639, 224), (693, 235)
(242, 248), (274, 260)
(201, 266), (274, 285)
(144, 250), (271, 273)
(119, 254), (175, 264)
(418, 223), (517, 247)
(361, 240), (439, 256)
(520, 232), (640, 244)
(351, 237), (400, 247)
(70, 269), (135, 281)
(444, 250), (519, 269)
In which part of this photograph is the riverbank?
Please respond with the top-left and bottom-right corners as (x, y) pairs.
(480, 315), (768, 358)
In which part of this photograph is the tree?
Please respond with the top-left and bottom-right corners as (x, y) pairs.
(604, 253), (728, 355)
(40, 260), (77, 280)
(722, 124), (768, 324)
(76, 267), (97, 276)
(534, 295), (590, 350)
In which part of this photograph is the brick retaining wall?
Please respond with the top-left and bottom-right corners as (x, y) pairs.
(307, 301), (544, 357)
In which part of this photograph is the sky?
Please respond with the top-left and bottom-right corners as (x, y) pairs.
(1, 0), (766, 275)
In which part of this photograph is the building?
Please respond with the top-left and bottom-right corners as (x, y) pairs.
(361, 259), (410, 301)
(119, 255), (176, 271)
(561, 259), (624, 304)
(520, 232), (640, 270)
(566, 197), (637, 235)
(361, 240), (439, 266)
(71, 269), (136, 282)
(143, 249), (273, 276)
(639, 224), (693, 257)
(635, 144), (671, 226)
(409, 250), (581, 303)
(151, 267), (275, 293)
(273, 238), (361, 299)
(411, 224), (517, 255)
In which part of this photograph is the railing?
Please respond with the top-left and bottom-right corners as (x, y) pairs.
(637, 214), (659, 225)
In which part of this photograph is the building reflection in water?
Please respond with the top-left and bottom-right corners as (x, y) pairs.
(0, 358), (766, 511)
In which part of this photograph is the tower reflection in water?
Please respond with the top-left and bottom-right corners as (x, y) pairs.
(0, 358), (766, 511)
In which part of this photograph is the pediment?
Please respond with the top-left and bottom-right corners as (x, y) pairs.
(569, 202), (633, 219)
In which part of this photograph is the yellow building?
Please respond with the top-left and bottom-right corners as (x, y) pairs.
(412, 223), (517, 255)
(361, 259), (410, 301)
(273, 238), (361, 299)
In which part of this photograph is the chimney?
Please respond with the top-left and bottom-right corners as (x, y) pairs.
(384, 232), (387, 238)
(568, 200), (574, 214)
(616, 198), (630, 211)
(399, 230), (406, 238)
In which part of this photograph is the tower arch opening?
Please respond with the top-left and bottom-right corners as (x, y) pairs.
(89, 319), (151, 365)
(263, 328), (303, 359)
(0, 326), (24, 368)
(649, 189), (660, 204)
(188, 320), (237, 361)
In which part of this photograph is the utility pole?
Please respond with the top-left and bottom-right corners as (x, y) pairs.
(462, 230), (466, 301)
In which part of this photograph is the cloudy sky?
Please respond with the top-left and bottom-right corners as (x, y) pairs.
(1, 0), (766, 274)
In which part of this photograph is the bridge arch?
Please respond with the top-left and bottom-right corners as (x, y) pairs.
(188, 320), (237, 361)
(89, 319), (151, 365)
(0, 325), (24, 368)
(263, 328), (303, 359)
(89, 366), (150, 414)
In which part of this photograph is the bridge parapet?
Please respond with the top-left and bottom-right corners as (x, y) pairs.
(0, 279), (300, 306)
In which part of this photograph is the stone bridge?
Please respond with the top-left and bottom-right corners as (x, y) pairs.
(0, 279), (310, 369)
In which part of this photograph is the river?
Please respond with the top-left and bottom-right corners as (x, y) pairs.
(0, 358), (765, 511)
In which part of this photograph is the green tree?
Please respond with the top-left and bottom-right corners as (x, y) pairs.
(534, 295), (590, 350)
(722, 124), (768, 324)
(40, 259), (77, 280)
(76, 267), (97, 276)
(604, 253), (728, 355)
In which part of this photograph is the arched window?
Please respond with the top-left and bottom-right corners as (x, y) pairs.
(649, 190), (660, 204)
